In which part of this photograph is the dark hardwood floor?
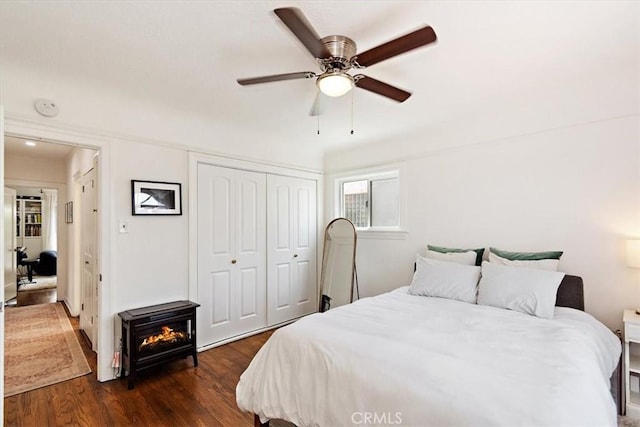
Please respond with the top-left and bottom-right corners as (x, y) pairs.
(4, 303), (275, 426)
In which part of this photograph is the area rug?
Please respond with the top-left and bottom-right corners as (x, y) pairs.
(4, 303), (91, 397)
(18, 275), (57, 290)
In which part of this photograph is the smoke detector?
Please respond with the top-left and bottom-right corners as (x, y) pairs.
(34, 99), (59, 118)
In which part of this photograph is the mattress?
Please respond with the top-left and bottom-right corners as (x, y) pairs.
(237, 287), (621, 426)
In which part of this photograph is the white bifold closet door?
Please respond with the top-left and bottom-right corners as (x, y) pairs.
(197, 164), (267, 346)
(267, 174), (317, 326)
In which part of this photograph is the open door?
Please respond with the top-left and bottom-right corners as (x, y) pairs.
(1, 105), (6, 417)
(4, 187), (17, 302)
(80, 165), (98, 350)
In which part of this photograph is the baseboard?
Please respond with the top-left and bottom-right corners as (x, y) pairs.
(197, 317), (300, 353)
(62, 299), (77, 317)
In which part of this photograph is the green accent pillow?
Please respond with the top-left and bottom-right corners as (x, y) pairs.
(489, 247), (563, 261)
(427, 245), (485, 266)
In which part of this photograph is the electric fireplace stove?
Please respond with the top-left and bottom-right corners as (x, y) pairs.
(118, 300), (200, 389)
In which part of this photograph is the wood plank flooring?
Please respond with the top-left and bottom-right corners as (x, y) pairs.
(4, 304), (275, 426)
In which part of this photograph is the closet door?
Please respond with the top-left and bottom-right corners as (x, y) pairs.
(197, 164), (266, 346)
(267, 175), (317, 326)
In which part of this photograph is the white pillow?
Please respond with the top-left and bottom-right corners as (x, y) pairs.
(425, 249), (476, 266)
(409, 255), (481, 303)
(477, 261), (565, 319)
(488, 252), (560, 271)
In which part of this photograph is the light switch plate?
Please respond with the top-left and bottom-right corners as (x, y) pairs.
(119, 221), (128, 234)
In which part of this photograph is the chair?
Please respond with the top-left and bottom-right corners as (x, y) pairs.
(34, 250), (57, 276)
(17, 248), (37, 283)
(17, 246), (27, 263)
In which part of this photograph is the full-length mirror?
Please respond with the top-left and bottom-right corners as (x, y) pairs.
(319, 218), (358, 312)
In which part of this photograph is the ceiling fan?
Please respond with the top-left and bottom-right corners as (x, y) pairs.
(237, 7), (437, 106)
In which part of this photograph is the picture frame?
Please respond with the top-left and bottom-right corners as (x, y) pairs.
(131, 180), (182, 216)
(65, 201), (73, 224)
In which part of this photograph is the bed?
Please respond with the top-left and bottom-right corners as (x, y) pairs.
(236, 274), (621, 426)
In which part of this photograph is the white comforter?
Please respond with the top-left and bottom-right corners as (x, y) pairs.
(236, 287), (621, 427)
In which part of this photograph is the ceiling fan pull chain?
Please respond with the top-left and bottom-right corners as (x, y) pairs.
(350, 89), (355, 135)
(317, 91), (321, 135)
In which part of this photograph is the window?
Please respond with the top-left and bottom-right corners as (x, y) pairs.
(338, 170), (401, 230)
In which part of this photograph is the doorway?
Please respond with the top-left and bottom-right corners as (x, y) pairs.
(1, 117), (115, 385)
(3, 135), (99, 349)
(5, 185), (59, 307)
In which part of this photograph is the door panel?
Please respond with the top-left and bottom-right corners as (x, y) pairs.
(210, 271), (231, 325)
(267, 175), (317, 326)
(211, 176), (231, 255)
(197, 164), (266, 347)
(276, 263), (291, 308)
(296, 260), (310, 304)
(276, 186), (290, 249)
(239, 267), (258, 318)
(297, 188), (310, 249)
(239, 181), (258, 253)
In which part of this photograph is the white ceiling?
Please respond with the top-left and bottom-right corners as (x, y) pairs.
(4, 136), (73, 160)
(0, 1), (637, 155)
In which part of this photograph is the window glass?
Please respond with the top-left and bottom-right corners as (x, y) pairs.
(342, 180), (369, 228)
(371, 178), (399, 227)
(340, 175), (400, 229)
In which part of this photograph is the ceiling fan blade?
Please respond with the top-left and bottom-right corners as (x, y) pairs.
(274, 8), (331, 59)
(354, 75), (411, 102)
(354, 26), (437, 67)
(237, 72), (316, 86)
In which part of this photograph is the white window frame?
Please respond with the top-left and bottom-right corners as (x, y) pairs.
(333, 165), (408, 240)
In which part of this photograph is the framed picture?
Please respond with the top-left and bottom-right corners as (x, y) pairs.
(131, 180), (182, 216)
(65, 201), (73, 223)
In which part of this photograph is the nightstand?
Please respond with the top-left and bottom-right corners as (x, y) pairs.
(624, 310), (640, 418)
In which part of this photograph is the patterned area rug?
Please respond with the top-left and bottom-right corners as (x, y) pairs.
(4, 303), (91, 397)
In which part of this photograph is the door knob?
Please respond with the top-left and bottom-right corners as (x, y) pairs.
(231, 259), (237, 264)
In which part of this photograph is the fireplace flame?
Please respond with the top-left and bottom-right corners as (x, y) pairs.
(140, 326), (188, 351)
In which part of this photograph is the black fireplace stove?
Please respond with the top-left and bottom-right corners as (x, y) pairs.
(118, 300), (200, 389)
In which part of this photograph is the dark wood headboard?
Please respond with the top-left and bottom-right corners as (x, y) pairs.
(412, 263), (585, 311)
(555, 274), (584, 311)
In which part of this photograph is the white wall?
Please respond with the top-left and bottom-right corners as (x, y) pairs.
(110, 140), (189, 310)
(325, 116), (639, 330)
(5, 153), (66, 183)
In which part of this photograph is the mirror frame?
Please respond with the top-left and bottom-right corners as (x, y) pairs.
(319, 217), (357, 312)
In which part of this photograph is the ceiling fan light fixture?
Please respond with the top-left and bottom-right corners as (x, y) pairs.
(317, 72), (353, 97)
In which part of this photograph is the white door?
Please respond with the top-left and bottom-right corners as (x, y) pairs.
(80, 167), (98, 350)
(1, 105), (6, 414)
(4, 187), (17, 302)
(197, 164), (266, 347)
(267, 175), (317, 326)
